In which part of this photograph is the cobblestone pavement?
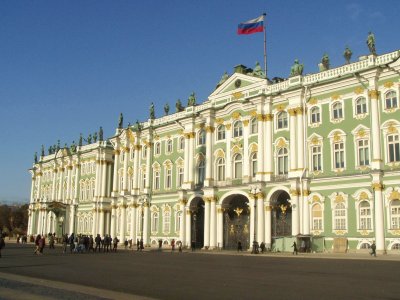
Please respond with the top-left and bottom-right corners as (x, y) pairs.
(0, 242), (400, 300)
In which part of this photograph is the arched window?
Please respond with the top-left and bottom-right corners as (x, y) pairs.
(142, 146), (147, 159)
(334, 202), (346, 230)
(217, 125), (225, 141)
(332, 102), (343, 120)
(359, 201), (371, 230)
(250, 118), (258, 134)
(178, 137), (185, 151)
(277, 148), (288, 175)
(130, 148), (134, 160)
(141, 170), (146, 189)
(120, 152), (125, 163)
(86, 181), (90, 200)
(233, 121), (243, 137)
(91, 180), (95, 199)
(277, 111), (288, 129)
(250, 152), (257, 178)
(166, 139), (173, 153)
(119, 176), (124, 192)
(385, 91), (398, 109)
(355, 97), (367, 114)
(312, 204), (323, 230)
(390, 200), (400, 229)
(163, 211), (171, 233)
(388, 134), (400, 163)
(197, 160), (205, 186)
(198, 130), (206, 146)
(80, 182), (85, 200)
(154, 142), (161, 155)
(233, 154), (242, 179)
(310, 107), (320, 124)
(151, 212), (159, 232)
(216, 158), (225, 181)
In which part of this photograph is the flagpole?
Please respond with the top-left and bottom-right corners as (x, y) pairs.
(263, 13), (267, 81)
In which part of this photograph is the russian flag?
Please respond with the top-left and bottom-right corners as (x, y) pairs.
(237, 15), (265, 35)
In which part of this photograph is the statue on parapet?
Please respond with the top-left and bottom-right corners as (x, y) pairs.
(99, 126), (103, 141)
(216, 71), (229, 88)
(164, 103), (170, 115)
(319, 53), (330, 71)
(176, 99), (184, 112)
(79, 133), (83, 147)
(56, 140), (60, 152)
(93, 132), (98, 143)
(367, 32), (376, 56)
(70, 141), (76, 153)
(149, 102), (155, 119)
(87, 134), (92, 144)
(290, 59), (304, 76)
(34, 152), (38, 163)
(343, 46), (352, 64)
(135, 119), (142, 131)
(41, 145), (45, 157)
(252, 61), (266, 78)
(118, 113), (123, 129)
(188, 92), (196, 106)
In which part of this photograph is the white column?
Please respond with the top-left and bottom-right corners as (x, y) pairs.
(264, 205), (272, 248)
(113, 150), (120, 193)
(249, 198), (255, 248)
(256, 115), (265, 181)
(69, 205), (75, 234)
(243, 120), (250, 180)
(225, 124), (232, 181)
(184, 134), (190, 184)
(188, 133), (194, 185)
(66, 166), (72, 201)
(37, 209), (42, 235)
(265, 114), (273, 178)
(119, 203), (126, 242)
(209, 198), (217, 248)
(296, 107), (304, 170)
(289, 109), (297, 172)
(74, 164), (80, 200)
(302, 191), (310, 235)
(99, 209), (105, 236)
(110, 203), (117, 238)
(143, 203), (149, 245)
(291, 192), (300, 236)
(30, 177), (36, 203)
(92, 205), (98, 236)
(123, 149), (129, 191)
(257, 196), (264, 243)
(101, 162), (107, 197)
(373, 182), (385, 251)
(36, 173), (42, 200)
(185, 209), (191, 247)
(133, 146), (140, 191)
(130, 204), (137, 241)
(203, 198), (210, 248)
(57, 167), (64, 201)
(51, 169), (57, 200)
(205, 126), (214, 186)
(179, 200), (186, 245)
(369, 90), (382, 169)
(145, 145), (152, 189)
(216, 206), (223, 249)
(94, 160), (102, 198)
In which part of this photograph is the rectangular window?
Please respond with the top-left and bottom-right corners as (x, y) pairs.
(311, 146), (322, 171)
(165, 169), (172, 189)
(334, 142), (345, 169)
(177, 168), (184, 188)
(357, 139), (370, 166)
(388, 135), (400, 162)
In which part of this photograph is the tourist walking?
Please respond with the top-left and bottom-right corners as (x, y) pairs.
(370, 242), (377, 257)
(95, 234), (101, 252)
(34, 234), (41, 254)
(171, 239), (175, 251)
(237, 241), (243, 252)
(292, 241), (298, 255)
(38, 235), (45, 254)
(62, 234), (68, 253)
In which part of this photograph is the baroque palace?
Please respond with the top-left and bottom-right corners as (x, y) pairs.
(28, 48), (400, 253)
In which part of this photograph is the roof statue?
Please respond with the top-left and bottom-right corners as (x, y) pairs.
(87, 134), (92, 144)
(70, 141), (76, 153)
(367, 32), (376, 56)
(79, 133), (83, 147)
(99, 126), (103, 141)
(290, 59), (304, 76)
(118, 113), (123, 129)
(48, 145), (52, 155)
(135, 119), (142, 131)
(175, 99), (184, 112)
(188, 92), (196, 106)
(216, 71), (229, 88)
(56, 140), (60, 152)
(93, 132), (98, 143)
(164, 103), (170, 116)
(41, 145), (45, 157)
(319, 53), (330, 71)
(64, 143), (68, 149)
(149, 102), (155, 119)
(343, 46), (352, 64)
(252, 61), (266, 78)
(34, 152), (38, 163)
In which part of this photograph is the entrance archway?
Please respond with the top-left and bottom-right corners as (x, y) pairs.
(271, 191), (292, 237)
(222, 194), (250, 250)
(190, 197), (204, 249)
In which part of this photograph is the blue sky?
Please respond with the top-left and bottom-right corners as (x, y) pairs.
(1, 0), (399, 203)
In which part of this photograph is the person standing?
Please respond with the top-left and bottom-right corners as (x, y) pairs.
(292, 241), (298, 255)
(171, 239), (175, 251)
(370, 242), (377, 257)
(0, 234), (5, 258)
(94, 234), (101, 252)
(237, 241), (243, 252)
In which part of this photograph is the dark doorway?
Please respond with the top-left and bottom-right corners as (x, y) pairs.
(222, 195), (250, 250)
(190, 197), (204, 249)
(271, 191), (292, 237)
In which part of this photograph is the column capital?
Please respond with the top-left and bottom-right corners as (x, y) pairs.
(368, 89), (380, 100)
(372, 182), (384, 191)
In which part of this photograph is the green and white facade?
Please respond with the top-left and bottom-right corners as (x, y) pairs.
(28, 50), (400, 253)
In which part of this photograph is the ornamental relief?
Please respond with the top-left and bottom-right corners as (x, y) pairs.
(275, 138), (287, 149)
(354, 87), (364, 95)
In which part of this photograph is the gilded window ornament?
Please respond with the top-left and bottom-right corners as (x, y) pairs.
(205, 126), (215, 133)
(250, 143), (258, 153)
(356, 129), (366, 138)
(250, 110), (257, 117)
(308, 98), (318, 105)
(276, 138), (287, 148)
(334, 194), (344, 203)
(215, 149), (225, 158)
(384, 81), (394, 88)
(276, 104), (286, 112)
(331, 94), (341, 101)
(333, 132), (342, 142)
(354, 87), (364, 95)
(389, 190), (400, 201)
(232, 92), (244, 99)
(232, 111), (241, 120)
(242, 120), (249, 127)
(387, 125), (398, 134)
(216, 118), (224, 125)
